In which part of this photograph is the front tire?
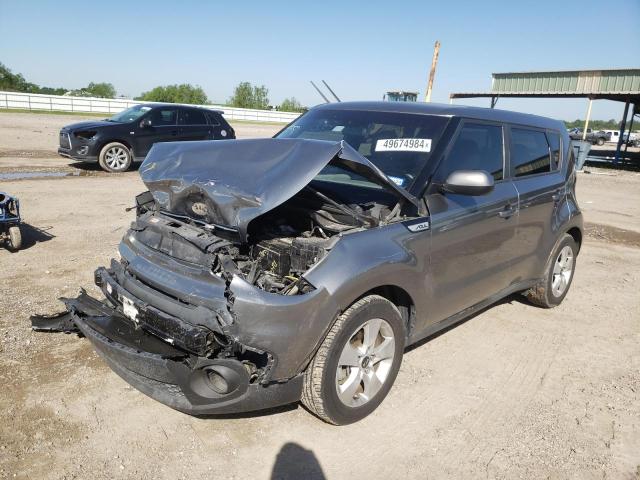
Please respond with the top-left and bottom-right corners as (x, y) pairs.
(525, 234), (578, 308)
(302, 295), (405, 425)
(99, 142), (132, 173)
(8, 226), (22, 251)
(596, 137), (605, 146)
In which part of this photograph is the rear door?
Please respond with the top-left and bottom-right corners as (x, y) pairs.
(135, 107), (179, 157)
(508, 126), (566, 281)
(426, 121), (520, 322)
(178, 108), (212, 141)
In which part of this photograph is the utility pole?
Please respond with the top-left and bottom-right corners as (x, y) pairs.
(425, 40), (441, 102)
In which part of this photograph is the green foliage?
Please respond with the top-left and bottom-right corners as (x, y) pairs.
(68, 82), (117, 98)
(279, 97), (304, 113)
(0, 62), (65, 94)
(0, 62), (113, 97)
(564, 118), (622, 130)
(135, 84), (209, 104)
(228, 82), (270, 109)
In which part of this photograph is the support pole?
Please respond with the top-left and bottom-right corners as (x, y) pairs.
(582, 99), (593, 141)
(425, 41), (441, 102)
(614, 99), (630, 164)
(623, 110), (635, 156)
(490, 96), (498, 109)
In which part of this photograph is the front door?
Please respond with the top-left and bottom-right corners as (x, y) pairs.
(426, 121), (520, 323)
(135, 107), (179, 158)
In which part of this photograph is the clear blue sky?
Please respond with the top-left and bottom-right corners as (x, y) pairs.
(1, 0), (638, 120)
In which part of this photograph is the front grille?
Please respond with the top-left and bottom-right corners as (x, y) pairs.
(59, 131), (71, 149)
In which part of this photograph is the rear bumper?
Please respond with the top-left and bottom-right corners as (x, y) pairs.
(34, 292), (303, 415)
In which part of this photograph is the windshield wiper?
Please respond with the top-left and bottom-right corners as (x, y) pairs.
(303, 185), (375, 227)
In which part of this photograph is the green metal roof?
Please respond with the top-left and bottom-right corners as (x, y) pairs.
(450, 68), (640, 102)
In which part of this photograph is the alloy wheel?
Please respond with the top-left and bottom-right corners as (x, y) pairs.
(335, 318), (395, 407)
(104, 146), (129, 170)
(551, 245), (574, 297)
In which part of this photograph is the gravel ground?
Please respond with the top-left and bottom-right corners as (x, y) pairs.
(0, 111), (638, 480)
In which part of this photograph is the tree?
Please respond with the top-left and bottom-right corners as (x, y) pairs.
(135, 84), (209, 104)
(228, 82), (270, 109)
(84, 82), (116, 98)
(279, 97), (304, 113)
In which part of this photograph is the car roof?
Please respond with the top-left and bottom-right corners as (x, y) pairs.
(141, 103), (224, 115)
(311, 101), (565, 131)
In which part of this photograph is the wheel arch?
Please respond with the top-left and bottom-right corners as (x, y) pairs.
(357, 284), (416, 339)
(566, 226), (582, 252)
(98, 139), (134, 156)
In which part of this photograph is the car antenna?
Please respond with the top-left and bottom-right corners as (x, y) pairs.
(321, 80), (341, 102)
(310, 81), (331, 103)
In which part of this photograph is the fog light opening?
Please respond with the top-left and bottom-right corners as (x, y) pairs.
(205, 368), (231, 394)
(77, 146), (89, 155)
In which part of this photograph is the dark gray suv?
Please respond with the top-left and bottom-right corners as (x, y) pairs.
(34, 102), (582, 425)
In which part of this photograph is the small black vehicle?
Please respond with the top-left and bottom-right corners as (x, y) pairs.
(567, 127), (608, 146)
(58, 104), (235, 172)
(0, 192), (22, 250)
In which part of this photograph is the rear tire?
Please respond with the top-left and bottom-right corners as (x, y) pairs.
(8, 226), (22, 251)
(525, 234), (577, 308)
(596, 137), (605, 146)
(301, 295), (405, 425)
(99, 142), (132, 173)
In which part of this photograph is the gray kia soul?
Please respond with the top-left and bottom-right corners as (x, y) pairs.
(34, 102), (582, 425)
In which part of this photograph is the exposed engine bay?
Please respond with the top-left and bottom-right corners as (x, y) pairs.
(134, 185), (399, 296)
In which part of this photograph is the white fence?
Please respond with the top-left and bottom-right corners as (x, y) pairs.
(0, 91), (300, 124)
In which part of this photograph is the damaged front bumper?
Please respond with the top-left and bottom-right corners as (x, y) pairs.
(32, 290), (304, 415)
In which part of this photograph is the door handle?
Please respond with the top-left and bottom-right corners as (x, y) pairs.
(498, 205), (515, 219)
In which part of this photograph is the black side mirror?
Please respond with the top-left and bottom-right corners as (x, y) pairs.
(442, 170), (495, 196)
(140, 118), (152, 128)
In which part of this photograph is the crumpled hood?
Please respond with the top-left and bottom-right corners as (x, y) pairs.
(139, 138), (419, 242)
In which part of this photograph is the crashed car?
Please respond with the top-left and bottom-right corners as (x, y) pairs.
(33, 102), (583, 425)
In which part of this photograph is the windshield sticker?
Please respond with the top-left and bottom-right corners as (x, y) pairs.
(332, 125), (345, 132)
(388, 175), (405, 186)
(375, 138), (431, 152)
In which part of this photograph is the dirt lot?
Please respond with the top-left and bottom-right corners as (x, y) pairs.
(0, 111), (639, 480)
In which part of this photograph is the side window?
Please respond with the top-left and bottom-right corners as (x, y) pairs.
(510, 128), (551, 177)
(546, 132), (561, 170)
(439, 123), (504, 181)
(206, 112), (221, 126)
(150, 108), (177, 126)
(179, 109), (207, 126)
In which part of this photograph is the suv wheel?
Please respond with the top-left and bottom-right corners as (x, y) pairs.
(596, 137), (605, 146)
(525, 234), (577, 308)
(99, 142), (132, 172)
(301, 295), (405, 425)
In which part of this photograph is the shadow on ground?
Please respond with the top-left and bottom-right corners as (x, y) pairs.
(271, 442), (326, 480)
(12, 223), (55, 250)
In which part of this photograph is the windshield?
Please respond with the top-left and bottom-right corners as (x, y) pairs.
(276, 109), (449, 190)
(108, 105), (153, 123)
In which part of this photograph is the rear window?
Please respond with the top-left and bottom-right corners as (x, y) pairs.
(206, 111), (222, 126)
(179, 109), (207, 125)
(510, 128), (551, 177)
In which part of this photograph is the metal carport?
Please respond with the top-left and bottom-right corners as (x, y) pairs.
(450, 68), (640, 164)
